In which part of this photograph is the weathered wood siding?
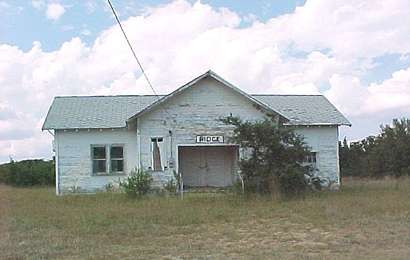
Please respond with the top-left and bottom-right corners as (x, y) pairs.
(55, 128), (137, 193)
(55, 77), (341, 193)
(295, 126), (340, 186)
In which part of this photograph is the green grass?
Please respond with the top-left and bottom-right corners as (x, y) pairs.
(1, 178), (410, 259)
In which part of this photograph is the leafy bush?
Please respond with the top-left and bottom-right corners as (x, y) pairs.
(278, 166), (307, 198)
(0, 159), (55, 186)
(120, 168), (153, 197)
(221, 116), (310, 197)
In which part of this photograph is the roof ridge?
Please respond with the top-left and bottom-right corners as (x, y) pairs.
(54, 94), (324, 98)
(55, 94), (165, 98)
(251, 94), (324, 96)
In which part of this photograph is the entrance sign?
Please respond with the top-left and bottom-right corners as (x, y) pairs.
(196, 135), (224, 144)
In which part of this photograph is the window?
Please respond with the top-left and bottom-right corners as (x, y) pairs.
(110, 146), (124, 173)
(91, 144), (125, 175)
(151, 137), (164, 171)
(92, 146), (107, 174)
(304, 152), (317, 167)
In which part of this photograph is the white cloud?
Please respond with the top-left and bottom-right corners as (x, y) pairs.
(1, 0), (410, 162)
(31, 0), (45, 10)
(46, 3), (65, 21)
(0, 1), (10, 9)
(325, 67), (410, 117)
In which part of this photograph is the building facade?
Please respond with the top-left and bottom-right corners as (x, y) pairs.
(43, 71), (351, 194)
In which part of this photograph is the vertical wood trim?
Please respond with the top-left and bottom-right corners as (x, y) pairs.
(55, 130), (60, 195)
(136, 118), (141, 170)
(336, 126), (341, 185)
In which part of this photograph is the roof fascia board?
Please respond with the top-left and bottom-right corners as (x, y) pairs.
(283, 123), (352, 127)
(127, 72), (208, 121)
(318, 95), (352, 126)
(207, 71), (290, 121)
(41, 98), (56, 131)
(42, 126), (127, 131)
(127, 70), (290, 122)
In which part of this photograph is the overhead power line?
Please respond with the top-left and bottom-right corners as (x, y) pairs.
(106, 0), (173, 122)
(107, 0), (159, 97)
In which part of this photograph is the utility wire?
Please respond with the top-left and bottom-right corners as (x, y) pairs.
(107, 0), (159, 97)
(107, 0), (173, 121)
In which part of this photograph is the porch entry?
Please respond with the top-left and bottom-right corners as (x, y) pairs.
(178, 145), (238, 187)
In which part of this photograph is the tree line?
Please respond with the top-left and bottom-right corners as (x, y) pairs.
(339, 118), (410, 178)
(0, 159), (55, 186)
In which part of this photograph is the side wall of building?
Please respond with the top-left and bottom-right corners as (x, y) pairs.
(55, 128), (137, 193)
(295, 126), (340, 186)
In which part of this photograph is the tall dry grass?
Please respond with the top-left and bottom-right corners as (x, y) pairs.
(1, 177), (410, 259)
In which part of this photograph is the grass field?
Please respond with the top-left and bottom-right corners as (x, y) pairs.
(1, 178), (410, 259)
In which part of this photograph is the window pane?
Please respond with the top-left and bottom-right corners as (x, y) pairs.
(304, 152), (316, 164)
(151, 137), (163, 142)
(152, 140), (162, 171)
(111, 146), (123, 159)
(93, 160), (106, 173)
(111, 159), (124, 172)
(93, 146), (106, 159)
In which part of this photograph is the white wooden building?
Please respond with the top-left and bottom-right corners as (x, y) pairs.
(42, 71), (351, 194)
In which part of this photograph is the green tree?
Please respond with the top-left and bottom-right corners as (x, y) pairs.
(221, 116), (310, 197)
(0, 158), (55, 186)
(339, 118), (410, 178)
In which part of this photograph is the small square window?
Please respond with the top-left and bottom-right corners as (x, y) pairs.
(304, 152), (317, 165)
(91, 145), (125, 175)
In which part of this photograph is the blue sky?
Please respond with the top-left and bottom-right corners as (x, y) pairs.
(0, 0), (306, 51)
(0, 0), (410, 162)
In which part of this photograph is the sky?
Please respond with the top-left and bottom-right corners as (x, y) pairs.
(0, 0), (410, 163)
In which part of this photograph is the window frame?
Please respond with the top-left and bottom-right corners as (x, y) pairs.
(91, 144), (126, 176)
(110, 144), (125, 174)
(150, 137), (164, 171)
(91, 145), (108, 175)
(303, 151), (318, 168)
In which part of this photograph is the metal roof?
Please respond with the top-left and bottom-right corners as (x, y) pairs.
(254, 95), (351, 126)
(42, 95), (159, 130)
(42, 93), (350, 130)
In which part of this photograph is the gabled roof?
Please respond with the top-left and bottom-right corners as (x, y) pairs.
(42, 95), (159, 130)
(42, 71), (351, 130)
(127, 70), (289, 122)
(254, 95), (351, 126)
(42, 94), (351, 130)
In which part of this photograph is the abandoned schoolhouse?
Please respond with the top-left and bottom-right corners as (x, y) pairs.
(42, 70), (351, 194)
